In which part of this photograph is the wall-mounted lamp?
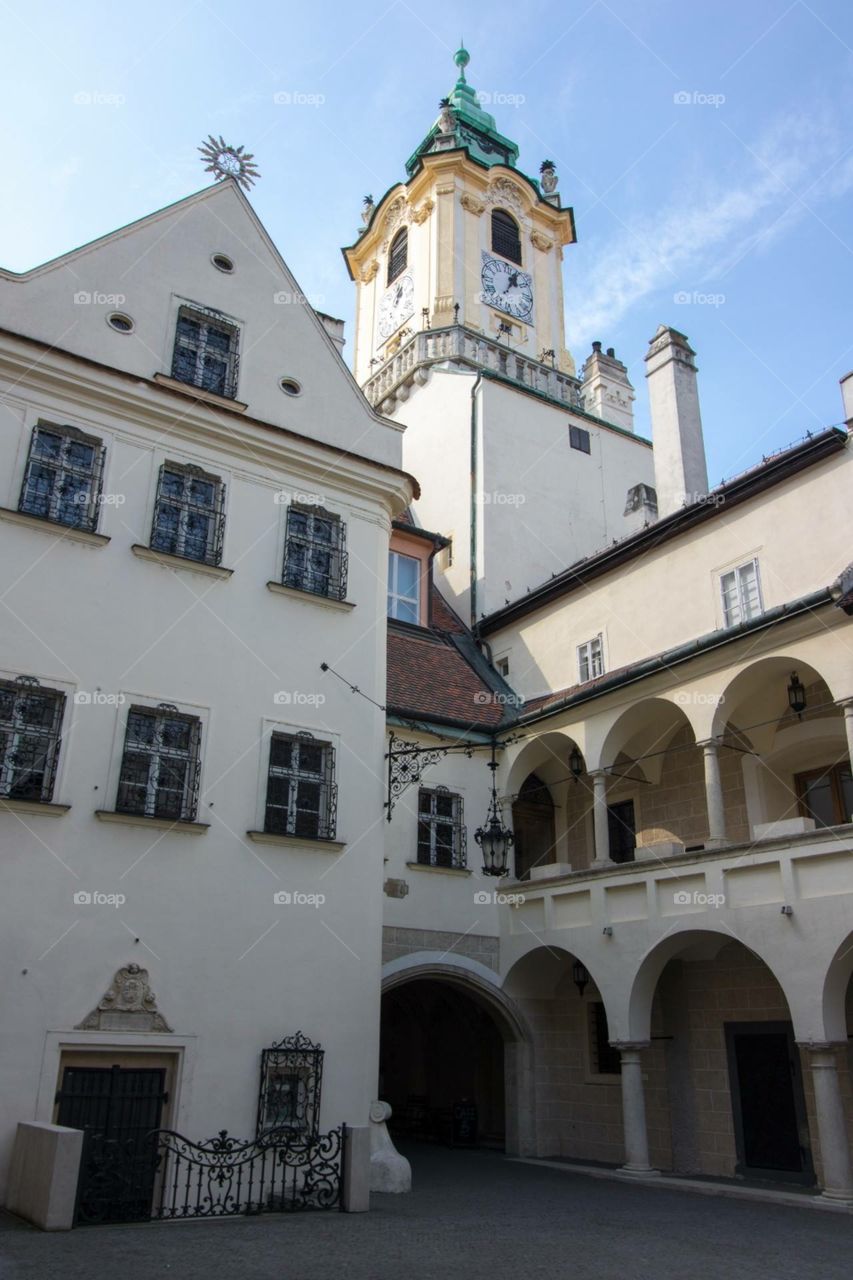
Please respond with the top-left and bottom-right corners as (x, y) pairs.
(569, 745), (584, 783)
(602, 926), (613, 937)
(780, 905), (794, 917)
(572, 959), (590, 997)
(787, 672), (807, 717)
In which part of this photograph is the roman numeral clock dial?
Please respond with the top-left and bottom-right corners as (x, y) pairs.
(480, 253), (534, 323)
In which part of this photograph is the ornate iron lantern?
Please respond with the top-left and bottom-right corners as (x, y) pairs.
(572, 959), (590, 997)
(787, 671), (807, 717)
(475, 739), (514, 877)
(569, 745), (584, 782)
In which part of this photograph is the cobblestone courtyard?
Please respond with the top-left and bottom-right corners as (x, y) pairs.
(3, 1145), (852, 1280)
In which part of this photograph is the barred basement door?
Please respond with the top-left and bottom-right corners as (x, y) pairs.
(56, 1065), (167, 1224)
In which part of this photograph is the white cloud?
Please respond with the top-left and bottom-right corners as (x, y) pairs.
(566, 105), (853, 345)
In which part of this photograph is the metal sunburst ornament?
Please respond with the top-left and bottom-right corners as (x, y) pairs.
(198, 135), (261, 190)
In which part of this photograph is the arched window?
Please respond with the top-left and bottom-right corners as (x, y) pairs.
(491, 209), (521, 265)
(387, 227), (408, 285)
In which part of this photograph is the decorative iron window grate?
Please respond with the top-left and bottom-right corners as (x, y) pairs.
(282, 506), (347, 601)
(491, 209), (522, 265)
(417, 786), (466, 868)
(387, 227), (408, 285)
(171, 305), (239, 399)
(150, 462), (226, 566)
(0, 676), (65, 803)
(116, 704), (202, 822)
(257, 1031), (325, 1136)
(264, 732), (337, 841)
(18, 423), (105, 532)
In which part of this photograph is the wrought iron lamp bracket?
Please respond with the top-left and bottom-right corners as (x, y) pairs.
(385, 732), (475, 819)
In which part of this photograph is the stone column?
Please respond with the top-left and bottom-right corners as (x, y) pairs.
(612, 1041), (659, 1177)
(700, 739), (727, 848)
(800, 1043), (853, 1204)
(591, 771), (612, 867)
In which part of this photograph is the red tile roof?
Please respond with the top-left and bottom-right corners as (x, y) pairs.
(386, 626), (504, 729)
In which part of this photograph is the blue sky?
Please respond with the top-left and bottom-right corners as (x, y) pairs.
(3, 0), (852, 479)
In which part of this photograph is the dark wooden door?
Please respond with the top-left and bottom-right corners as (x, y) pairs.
(724, 1023), (813, 1182)
(607, 800), (636, 863)
(56, 1065), (167, 1224)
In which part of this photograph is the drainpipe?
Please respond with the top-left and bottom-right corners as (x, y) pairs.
(470, 371), (484, 629)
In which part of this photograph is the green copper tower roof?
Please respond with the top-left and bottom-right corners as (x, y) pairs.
(405, 46), (522, 177)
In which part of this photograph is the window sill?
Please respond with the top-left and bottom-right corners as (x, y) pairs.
(95, 810), (209, 834)
(246, 830), (346, 853)
(266, 582), (355, 611)
(0, 507), (110, 547)
(0, 798), (71, 818)
(131, 545), (234, 579)
(152, 373), (248, 413)
(405, 861), (472, 877)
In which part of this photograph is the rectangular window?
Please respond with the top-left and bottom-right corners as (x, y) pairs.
(607, 799), (636, 864)
(720, 559), (763, 628)
(18, 423), (105, 532)
(171, 306), (239, 399)
(388, 551), (420, 624)
(150, 462), (226, 566)
(569, 425), (591, 454)
(589, 1002), (621, 1076)
(796, 763), (853, 828)
(496, 656), (510, 678)
(282, 506), (347, 600)
(0, 677), (65, 803)
(417, 787), (466, 868)
(264, 733), (337, 841)
(577, 635), (604, 684)
(116, 705), (201, 822)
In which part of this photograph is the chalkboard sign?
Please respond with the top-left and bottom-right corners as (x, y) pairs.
(451, 1099), (478, 1147)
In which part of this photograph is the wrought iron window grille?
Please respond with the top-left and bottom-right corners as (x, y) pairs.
(417, 785), (467, 868)
(171, 304), (240, 399)
(150, 462), (226, 566)
(264, 731), (337, 841)
(257, 1031), (325, 1136)
(0, 675), (65, 803)
(116, 704), (202, 822)
(387, 228), (408, 285)
(491, 209), (522, 266)
(282, 505), (347, 602)
(18, 423), (106, 532)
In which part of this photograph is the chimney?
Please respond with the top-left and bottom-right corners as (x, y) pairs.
(840, 371), (853, 425)
(581, 341), (635, 432)
(316, 311), (346, 359)
(645, 325), (709, 516)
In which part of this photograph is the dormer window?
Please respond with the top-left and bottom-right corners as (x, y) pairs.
(388, 551), (420, 624)
(387, 228), (408, 285)
(491, 209), (521, 265)
(171, 305), (239, 400)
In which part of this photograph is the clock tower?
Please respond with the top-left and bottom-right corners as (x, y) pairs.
(343, 48), (655, 625)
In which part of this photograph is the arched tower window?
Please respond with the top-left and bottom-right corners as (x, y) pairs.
(491, 209), (521, 265)
(387, 227), (408, 285)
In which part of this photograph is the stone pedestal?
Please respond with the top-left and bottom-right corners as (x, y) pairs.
(368, 1102), (411, 1194)
(6, 1122), (83, 1230)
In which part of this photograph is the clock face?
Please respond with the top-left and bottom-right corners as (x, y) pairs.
(480, 252), (534, 322)
(377, 272), (415, 341)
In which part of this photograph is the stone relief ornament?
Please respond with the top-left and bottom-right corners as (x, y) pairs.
(486, 177), (526, 215)
(76, 962), (173, 1032)
(539, 160), (558, 195)
(411, 199), (435, 225)
(530, 230), (554, 252)
(460, 193), (486, 216)
(384, 197), (408, 236)
(361, 194), (375, 226)
(361, 260), (379, 284)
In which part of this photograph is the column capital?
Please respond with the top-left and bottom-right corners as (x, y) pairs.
(796, 1040), (849, 1055)
(697, 737), (721, 752)
(610, 1040), (651, 1053)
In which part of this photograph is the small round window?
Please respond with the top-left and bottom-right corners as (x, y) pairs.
(107, 313), (134, 333)
(211, 253), (235, 273)
(279, 378), (302, 396)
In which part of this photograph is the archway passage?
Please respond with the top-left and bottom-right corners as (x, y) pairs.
(380, 978), (506, 1149)
(512, 772), (556, 880)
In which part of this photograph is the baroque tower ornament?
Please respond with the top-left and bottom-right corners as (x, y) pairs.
(76, 962), (173, 1032)
(198, 135), (261, 190)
